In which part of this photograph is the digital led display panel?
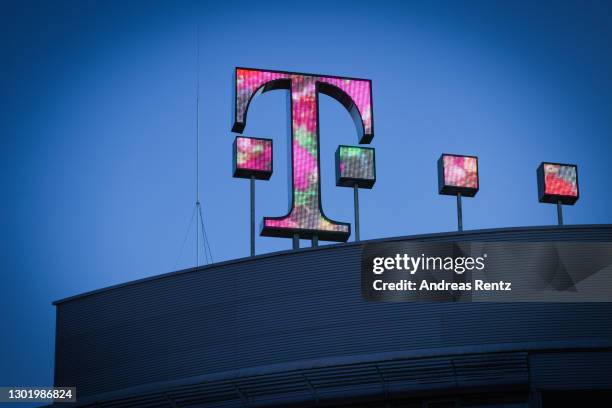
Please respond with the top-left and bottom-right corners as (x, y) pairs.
(335, 145), (376, 188)
(233, 136), (273, 180)
(232, 68), (374, 241)
(537, 162), (579, 205)
(438, 154), (479, 197)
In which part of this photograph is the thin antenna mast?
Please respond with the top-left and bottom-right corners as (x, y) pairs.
(174, 23), (213, 270)
(195, 23), (201, 266)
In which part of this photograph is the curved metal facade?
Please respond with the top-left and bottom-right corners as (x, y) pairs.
(52, 225), (612, 407)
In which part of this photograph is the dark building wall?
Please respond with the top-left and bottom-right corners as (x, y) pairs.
(53, 225), (612, 402)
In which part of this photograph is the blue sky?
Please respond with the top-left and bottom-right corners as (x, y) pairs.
(1, 0), (612, 399)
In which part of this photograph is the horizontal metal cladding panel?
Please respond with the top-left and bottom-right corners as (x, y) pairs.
(530, 351), (612, 389)
(54, 226), (612, 398)
(50, 352), (528, 408)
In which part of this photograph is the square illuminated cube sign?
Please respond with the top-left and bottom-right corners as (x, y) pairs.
(233, 136), (273, 180)
(537, 162), (579, 204)
(438, 153), (479, 197)
(335, 145), (376, 188)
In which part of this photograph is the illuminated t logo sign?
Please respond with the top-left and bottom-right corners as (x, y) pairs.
(232, 68), (374, 242)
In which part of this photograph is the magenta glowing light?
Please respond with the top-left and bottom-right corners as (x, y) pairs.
(233, 136), (273, 180)
(438, 154), (479, 197)
(537, 162), (579, 205)
(543, 164), (577, 197)
(443, 155), (478, 188)
(335, 145), (376, 189)
(232, 68), (374, 241)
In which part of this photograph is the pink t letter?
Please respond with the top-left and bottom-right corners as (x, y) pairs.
(232, 68), (374, 242)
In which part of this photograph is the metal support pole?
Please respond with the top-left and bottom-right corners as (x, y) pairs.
(250, 176), (255, 256)
(196, 201), (200, 266)
(354, 183), (360, 241)
(456, 193), (463, 232)
(557, 200), (563, 226)
(292, 234), (299, 250)
(311, 234), (318, 248)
